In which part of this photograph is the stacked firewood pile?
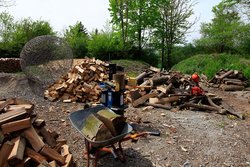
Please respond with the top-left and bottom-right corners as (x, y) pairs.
(0, 98), (73, 167)
(208, 69), (248, 91)
(44, 58), (109, 103)
(126, 67), (244, 119)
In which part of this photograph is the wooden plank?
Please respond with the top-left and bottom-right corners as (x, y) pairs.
(40, 145), (66, 165)
(8, 136), (26, 165)
(0, 108), (27, 126)
(23, 126), (45, 152)
(132, 92), (158, 107)
(0, 141), (15, 167)
(1, 117), (31, 134)
(25, 147), (47, 164)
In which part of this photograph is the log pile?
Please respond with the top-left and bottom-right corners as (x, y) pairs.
(0, 98), (73, 167)
(44, 58), (109, 103)
(209, 69), (248, 91)
(126, 68), (244, 119)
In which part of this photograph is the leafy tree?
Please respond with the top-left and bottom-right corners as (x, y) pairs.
(153, 0), (196, 69)
(195, 0), (250, 54)
(0, 12), (55, 58)
(87, 25), (123, 60)
(64, 21), (89, 58)
(13, 18), (55, 49)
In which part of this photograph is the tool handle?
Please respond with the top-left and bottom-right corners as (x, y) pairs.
(148, 131), (161, 136)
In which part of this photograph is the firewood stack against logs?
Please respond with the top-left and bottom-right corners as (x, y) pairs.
(44, 58), (109, 103)
(0, 98), (73, 167)
(208, 69), (248, 91)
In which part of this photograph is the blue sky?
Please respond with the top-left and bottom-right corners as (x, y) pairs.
(2, 0), (221, 42)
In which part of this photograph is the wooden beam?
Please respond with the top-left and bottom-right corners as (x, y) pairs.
(1, 117), (31, 134)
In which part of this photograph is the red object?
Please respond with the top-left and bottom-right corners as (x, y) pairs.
(191, 73), (200, 83)
(191, 86), (204, 95)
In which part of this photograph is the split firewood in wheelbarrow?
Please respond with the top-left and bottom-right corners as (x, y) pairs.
(82, 110), (126, 142)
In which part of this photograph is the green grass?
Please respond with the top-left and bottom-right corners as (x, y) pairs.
(171, 53), (250, 79)
(110, 59), (150, 77)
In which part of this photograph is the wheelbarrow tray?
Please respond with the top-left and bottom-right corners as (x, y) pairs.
(69, 105), (133, 148)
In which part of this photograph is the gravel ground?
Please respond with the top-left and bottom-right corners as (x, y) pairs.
(0, 73), (250, 167)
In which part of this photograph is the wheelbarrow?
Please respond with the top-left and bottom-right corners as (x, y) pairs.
(69, 105), (160, 167)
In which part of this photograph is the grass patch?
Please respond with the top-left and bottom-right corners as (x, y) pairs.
(110, 59), (150, 77)
(171, 53), (250, 79)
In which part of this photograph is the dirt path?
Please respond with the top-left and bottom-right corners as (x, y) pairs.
(0, 73), (249, 167)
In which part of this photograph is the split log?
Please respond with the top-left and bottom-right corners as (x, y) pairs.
(8, 136), (26, 165)
(40, 145), (66, 165)
(132, 92), (158, 107)
(61, 154), (73, 167)
(0, 108), (27, 126)
(23, 126), (45, 152)
(96, 109), (126, 136)
(129, 89), (142, 102)
(145, 103), (171, 110)
(220, 84), (245, 91)
(113, 73), (125, 90)
(1, 117), (31, 134)
(81, 114), (113, 141)
(39, 127), (57, 148)
(0, 141), (15, 167)
(61, 145), (70, 157)
(25, 147), (47, 164)
(149, 66), (161, 73)
(33, 119), (46, 129)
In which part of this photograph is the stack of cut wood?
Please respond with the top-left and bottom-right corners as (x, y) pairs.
(209, 69), (248, 91)
(0, 98), (73, 167)
(44, 58), (109, 103)
(126, 67), (244, 119)
(126, 67), (194, 109)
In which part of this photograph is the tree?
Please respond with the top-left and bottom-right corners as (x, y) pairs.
(153, 0), (196, 69)
(87, 23), (123, 60)
(195, 0), (250, 54)
(64, 21), (89, 58)
(0, 12), (55, 58)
